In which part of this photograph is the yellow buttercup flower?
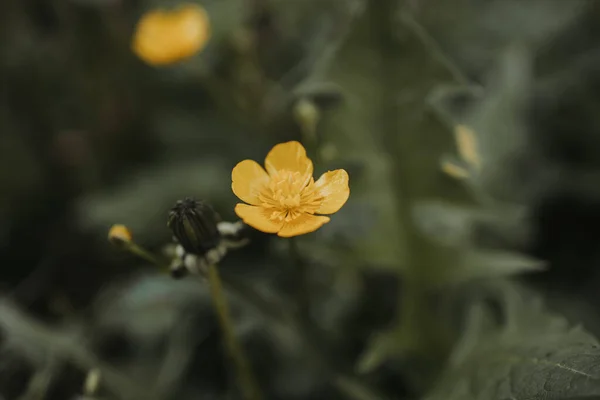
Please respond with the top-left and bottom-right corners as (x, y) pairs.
(232, 141), (350, 237)
(132, 4), (211, 66)
(108, 224), (132, 246)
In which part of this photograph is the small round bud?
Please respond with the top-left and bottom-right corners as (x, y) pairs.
(293, 98), (320, 129)
(108, 224), (132, 247)
(167, 198), (221, 256)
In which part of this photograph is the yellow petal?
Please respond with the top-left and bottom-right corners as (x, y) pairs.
(235, 204), (283, 234)
(132, 4), (211, 66)
(314, 169), (350, 214)
(264, 141), (313, 178)
(175, 5), (211, 57)
(454, 124), (481, 169)
(440, 159), (470, 179)
(278, 214), (330, 238)
(232, 160), (269, 205)
(108, 224), (132, 244)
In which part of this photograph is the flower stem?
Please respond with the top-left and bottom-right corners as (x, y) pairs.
(288, 237), (311, 323)
(207, 264), (262, 400)
(126, 242), (163, 266)
(121, 242), (171, 274)
(115, 235), (382, 399)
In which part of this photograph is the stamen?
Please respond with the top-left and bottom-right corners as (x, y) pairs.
(259, 169), (323, 221)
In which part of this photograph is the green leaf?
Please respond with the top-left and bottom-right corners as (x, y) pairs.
(425, 282), (600, 400)
(426, 84), (482, 128)
(412, 200), (530, 250)
(299, 4), (406, 271)
(438, 249), (545, 285)
(412, 201), (542, 284)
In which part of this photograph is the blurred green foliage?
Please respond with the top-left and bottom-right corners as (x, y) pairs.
(3, 0), (600, 399)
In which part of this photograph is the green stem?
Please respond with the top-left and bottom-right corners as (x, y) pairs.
(125, 242), (165, 268)
(117, 237), (383, 399)
(398, 10), (472, 88)
(397, 276), (424, 351)
(207, 264), (262, 400)
(289, 237), (311, 324)
(370, 0), (440, 361)
(125, 242), (170, 273)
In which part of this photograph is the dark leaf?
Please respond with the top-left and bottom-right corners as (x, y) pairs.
(426, 283), (600, 400)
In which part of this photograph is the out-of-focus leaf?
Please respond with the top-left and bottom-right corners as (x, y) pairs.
(412, 200), (531, 252)
(438, 154), (471, 181)
(301, 16), (405, 268)
(265, 0), (365, 84)
(427, 44), (545, 205)
(440, 249), (545, 285)
(77, 160), (232, 246)
(356, 326), (412, 376)
(467, 45), (537, 202)
(413, 201), (485, 248)
(413, 201), (541, 284)
(418, 0), (588, 78)
(311, 200), (377, 243)
(426, 84), (482, 128)
(92, 274), (213, 338)
(425, 282), (600, 400)
(306, 0), (470, 272)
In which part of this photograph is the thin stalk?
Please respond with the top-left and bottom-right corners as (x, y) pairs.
(117, 241), (384, 400)
(289, 237), (311, 324)
(121, 242), (171, 275)
(207, 264), (263, 400)
(126, 242), (163, 266)
(397, 9), (473, 88)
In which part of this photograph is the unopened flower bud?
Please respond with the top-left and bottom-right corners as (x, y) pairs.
(294, 98), (319, 128)
(167, 198), (221, 256)
(108, 224), (132, 247)
(293, 98), (320, 143)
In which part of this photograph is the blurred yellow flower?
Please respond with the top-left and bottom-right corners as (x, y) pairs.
(132, 4), (210, 66)
(440, 124), (481, 179)
(232, 141), (350, 237)
(454, 124), (481, 170)
(108, 224), (132, 246)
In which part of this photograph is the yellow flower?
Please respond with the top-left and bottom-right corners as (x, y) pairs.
(108, 224), (132, 246)
(132, 4), (211, 66)
(232, 141), (350, 237)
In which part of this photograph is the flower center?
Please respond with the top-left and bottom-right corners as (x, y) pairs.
(258, 169), (322, 222)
